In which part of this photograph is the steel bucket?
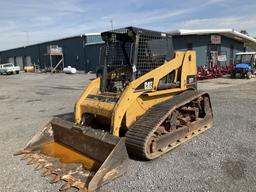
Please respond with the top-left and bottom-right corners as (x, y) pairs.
(15, 117), (128, 191)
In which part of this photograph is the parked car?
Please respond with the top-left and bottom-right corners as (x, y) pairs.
(0, 63), (20, 75)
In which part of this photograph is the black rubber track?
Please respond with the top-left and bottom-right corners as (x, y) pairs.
(125, 90), (210, 160)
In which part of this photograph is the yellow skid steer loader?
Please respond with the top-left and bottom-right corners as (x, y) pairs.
(15, 27), (213, 191)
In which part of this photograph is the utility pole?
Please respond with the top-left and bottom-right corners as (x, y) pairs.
(110, 19), (113, 30)
(24, 31), (30, 46)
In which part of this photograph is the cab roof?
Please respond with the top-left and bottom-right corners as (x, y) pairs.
(236, 52), (256, 55)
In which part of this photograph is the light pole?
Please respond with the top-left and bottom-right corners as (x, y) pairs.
(110, 19), (113, 30)
(23, 31), (30, 46)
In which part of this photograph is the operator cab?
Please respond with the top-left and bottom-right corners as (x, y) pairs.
(232, 52), (256, 78)
(235, 52), (256, 67)
(98, 27), (175, 93)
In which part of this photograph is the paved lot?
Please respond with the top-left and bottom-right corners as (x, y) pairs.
(0, 72), (256, 192)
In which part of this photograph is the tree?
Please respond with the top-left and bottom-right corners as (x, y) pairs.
(240, 30), (249, 35)
(245, 38), (256, 51)
(239, 30), (256, 51)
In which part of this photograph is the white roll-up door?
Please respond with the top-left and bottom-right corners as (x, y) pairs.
(16, 56), (23, 70)
(8, 57), (15, 64)
(25, 56), (32, 66)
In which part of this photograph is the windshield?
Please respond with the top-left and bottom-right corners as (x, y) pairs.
(3, 64), (13, 67)
(235, 54), (253, 64)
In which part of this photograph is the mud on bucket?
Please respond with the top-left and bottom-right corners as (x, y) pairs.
(14, 117), (129, 191)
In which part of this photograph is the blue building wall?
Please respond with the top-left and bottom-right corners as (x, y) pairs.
(35, 36), (88, 71)
(84, 43), (103, 72)
(173, 35), (209, 67)
(0, 35), (103, 72)
(0, 33), (245, 72)
(173, 34), (245, 67)
(219, 36), (244, 65)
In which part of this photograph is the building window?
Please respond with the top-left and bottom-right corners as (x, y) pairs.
(187, 43), (193, 50)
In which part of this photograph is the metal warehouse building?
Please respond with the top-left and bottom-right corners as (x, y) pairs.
(0, 28), (255, 72)
(170, 29), (256, 68)
(0, 33), (104, 72)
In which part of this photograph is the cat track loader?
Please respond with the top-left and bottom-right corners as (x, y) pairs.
(15, 27), (213, 191)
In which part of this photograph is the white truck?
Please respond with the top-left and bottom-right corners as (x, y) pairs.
(0, 63), (20, 75)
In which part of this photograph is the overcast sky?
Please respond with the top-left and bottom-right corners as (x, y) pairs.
(0, 0), (255, 51)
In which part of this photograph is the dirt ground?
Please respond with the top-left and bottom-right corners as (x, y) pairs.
(0, 72), (255, 192)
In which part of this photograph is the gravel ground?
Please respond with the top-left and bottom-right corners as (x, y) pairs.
(0, 72), (255, 192)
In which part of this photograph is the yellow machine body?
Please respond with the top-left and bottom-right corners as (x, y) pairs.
(75, 51), (197, 136)
(15, 27), (213, 192)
